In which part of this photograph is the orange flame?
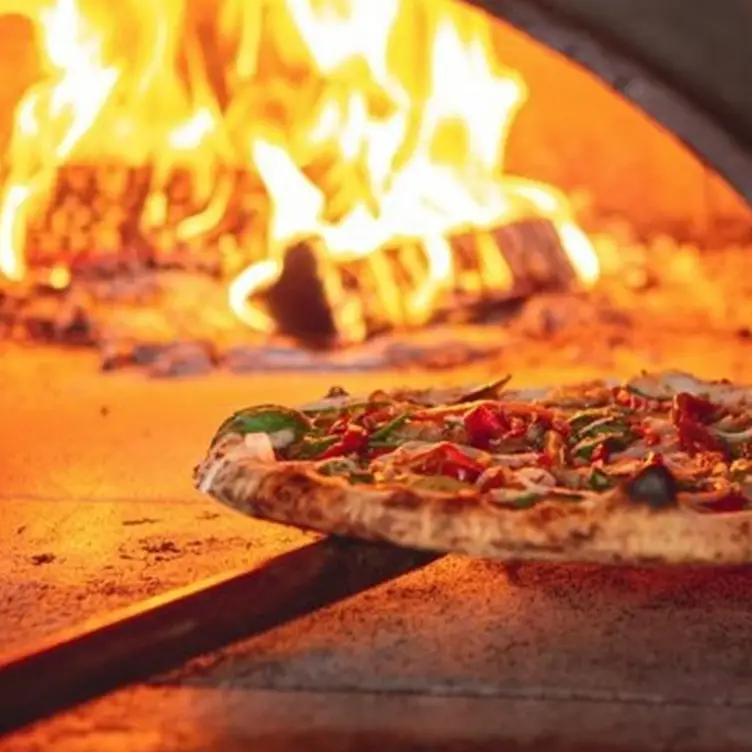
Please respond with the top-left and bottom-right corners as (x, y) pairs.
(0, 0), (599, 335)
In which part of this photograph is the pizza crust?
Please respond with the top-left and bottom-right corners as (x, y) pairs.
(194, 434), (752, 566)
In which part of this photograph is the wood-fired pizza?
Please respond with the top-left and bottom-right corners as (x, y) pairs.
(194, 371), (752, 565)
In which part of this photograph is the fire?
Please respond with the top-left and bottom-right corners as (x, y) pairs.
(0, 0), (599, 339)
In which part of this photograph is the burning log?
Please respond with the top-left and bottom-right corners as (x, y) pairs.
(263, 217), (578, 347)
(24, 164), (267, 279)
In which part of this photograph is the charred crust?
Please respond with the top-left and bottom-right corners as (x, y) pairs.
(196, 436), (752, 566)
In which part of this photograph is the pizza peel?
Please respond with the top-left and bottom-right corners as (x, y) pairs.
(0, 537), (438, 736)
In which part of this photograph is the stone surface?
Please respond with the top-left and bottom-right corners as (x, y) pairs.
(168, 556), (752, 706)
(0, 497), (313, 654)
(6, 685), (752, 752)
(2, 347), (752, 750)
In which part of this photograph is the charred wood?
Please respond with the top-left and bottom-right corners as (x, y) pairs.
(262, 217), (576, 347)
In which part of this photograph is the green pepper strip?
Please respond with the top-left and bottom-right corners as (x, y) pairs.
(368, 414), (410, 445)
(508, 493), (544, 509)
(577, 417), (630, 441)
(573, 431), (634, 461)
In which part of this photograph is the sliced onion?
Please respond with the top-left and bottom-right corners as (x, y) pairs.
(513, 466), (557, 488)
(712, 426), (752, 443)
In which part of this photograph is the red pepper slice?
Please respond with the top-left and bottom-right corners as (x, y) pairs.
(673, 392), (723, 425)
(590, 442), (612, 463)
(409, 442), (485, 483)
(536, 452), (553, 468)
(675, 416), (725, 455)
(328, 415), (350, 434)
(318, 424), (369, 459)
(637, 426), (661, 446)
(463, 404), (507, 448)
(505, 417), (528, 439)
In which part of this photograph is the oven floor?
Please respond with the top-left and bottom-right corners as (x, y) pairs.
(2, 347), (752, 751)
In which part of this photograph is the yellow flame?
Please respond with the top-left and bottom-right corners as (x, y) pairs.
(0, 0), (600, 338)
(0, 0), (119, 280)
(230, 0), (598, 327)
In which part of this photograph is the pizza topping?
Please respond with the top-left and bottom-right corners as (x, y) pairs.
(546, 380), (613, 408)
(569, 408), (615, 434)
(212, 406), (311, 449)
(488, 490), (546, 508)
(406, 442), (486, 483)
(576, 415), (631, 441)
(572, 432), (635, 463)
(710, 425), (752, 444)
(317, 424), (370, 459)
(588, 467), (614, 491)
(672, 392), (723, 424)
(418, 399), (553, 422)
(325, 386), (350, 398)
(288, 434), (339, 459)
(463, 403), (508, 448)
(625, 373), (681, 400)
(542, 430), (567, 465)
(489, 487), (586, 509)
(454, 375), (512, 403)
(476, 465), (513, 491)
(623, 464), (679, 509)
(729, 458), (752, 481)
(316, 457), (360, 476)
(202, 372), (752, 522)
(368, 414), (411, 445)
(315, 458), (375, 484)
(674, 414), (727, 456)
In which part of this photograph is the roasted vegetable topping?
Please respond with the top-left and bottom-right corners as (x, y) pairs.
(588, 468), (614, 491)
(573, 432), (634, 462)
(408, 442), (486, 483)
(205, 373), (752, 519)
(318, 424), (370, 459)
(212, 406), (311, 448)
(463, 404), (507, 448)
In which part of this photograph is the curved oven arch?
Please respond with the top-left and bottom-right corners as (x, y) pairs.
(468, 0), (752, 204)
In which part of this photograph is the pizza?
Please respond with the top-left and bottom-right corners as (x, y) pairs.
(193, 371), (752, 565)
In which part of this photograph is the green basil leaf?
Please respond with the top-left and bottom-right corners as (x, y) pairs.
(212, 406), (311, 446)
(369, 414), (410, 443)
